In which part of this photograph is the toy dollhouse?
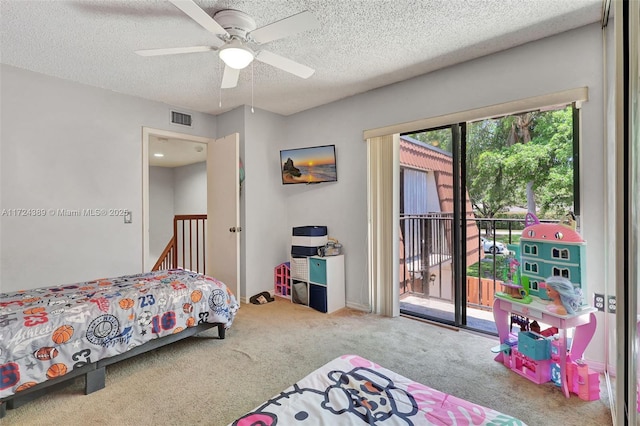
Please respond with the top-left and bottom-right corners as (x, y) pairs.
(492, 212), (598, 400)
(519, 213), (586, 301)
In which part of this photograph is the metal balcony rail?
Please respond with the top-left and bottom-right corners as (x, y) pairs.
(400, 214), (559, 311)
(400, 213), (453, 295)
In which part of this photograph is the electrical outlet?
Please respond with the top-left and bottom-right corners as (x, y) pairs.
(593, 293), (605, 312)
(607, 295), (616, 314)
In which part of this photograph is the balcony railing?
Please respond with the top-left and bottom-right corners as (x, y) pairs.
(400, 213), (453, 295)
(400, 215), (559, 313)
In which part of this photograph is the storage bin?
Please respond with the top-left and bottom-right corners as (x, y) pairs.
(291, 280), (308, 305)
(309, 283), (327, 313)
(309, 258), (327, 285)
(518, 331), (551, 361)
(290, 257), (308, 280)
(292, 235), (328, 247)
(292, 226), (328, 237)
(292, 245), (322, 257)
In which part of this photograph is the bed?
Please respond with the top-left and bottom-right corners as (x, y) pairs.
(0, 269), (239, 417)
(232, 354), (526, 425)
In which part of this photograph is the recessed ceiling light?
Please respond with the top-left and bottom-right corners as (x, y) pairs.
(154, 153), (164, 158)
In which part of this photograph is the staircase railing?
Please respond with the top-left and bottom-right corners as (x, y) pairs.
(152, 214), (207, 274)
(152, 236), (176, 271)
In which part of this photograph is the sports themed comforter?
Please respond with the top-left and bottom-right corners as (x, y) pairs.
(232, 355), (526, 425)
(0, 269), (239, 399)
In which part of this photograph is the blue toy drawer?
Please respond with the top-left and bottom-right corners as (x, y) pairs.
(309, 283), (327, 313)
(292, 226), (328, 237)
(309, 258), (327, 284)
(518, 331), (551, 360)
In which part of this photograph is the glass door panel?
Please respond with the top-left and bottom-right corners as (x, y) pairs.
(400, 105), (579, 336)
(399, 126), (458, 326)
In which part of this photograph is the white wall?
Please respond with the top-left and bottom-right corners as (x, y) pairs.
(149, 166), (174, 265)
(173, 161), (207, 215)
(0, 64), (217, 291)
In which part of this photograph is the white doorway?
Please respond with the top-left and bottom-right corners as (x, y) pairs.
(142, 128), (241, 300)
(147, 134), (208, 270)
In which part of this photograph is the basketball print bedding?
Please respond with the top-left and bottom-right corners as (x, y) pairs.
(232, 355), (526, 425)
(0, 269), (239, 417)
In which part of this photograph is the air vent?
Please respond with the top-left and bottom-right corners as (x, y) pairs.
(170, 111), (192, 127)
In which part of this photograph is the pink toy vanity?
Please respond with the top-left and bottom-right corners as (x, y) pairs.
(493, 296), (597, 398)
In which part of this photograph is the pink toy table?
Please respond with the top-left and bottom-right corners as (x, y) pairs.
(493, 296), (597, 398)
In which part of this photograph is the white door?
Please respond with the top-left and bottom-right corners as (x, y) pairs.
(207, 133), (241, 301)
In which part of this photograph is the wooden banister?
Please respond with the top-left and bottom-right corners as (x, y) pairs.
(152, 236), (176, 271)
(153, 214), (207, 274)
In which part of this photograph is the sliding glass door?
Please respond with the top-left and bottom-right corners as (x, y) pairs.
(398, 124), (472, 328)
(400, 104), (580, 334)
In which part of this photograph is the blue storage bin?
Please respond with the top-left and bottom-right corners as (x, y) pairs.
(292, 226), (328, 237)
(309, 258), (327, 284)
(309, 283), (327, 313)
(518, 331), (551, 360)
(291, 246), (321, 257)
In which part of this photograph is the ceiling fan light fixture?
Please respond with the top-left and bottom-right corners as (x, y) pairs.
(219, 41), (254, 70)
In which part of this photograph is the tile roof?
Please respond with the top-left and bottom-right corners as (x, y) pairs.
(400, 136), (483, 267)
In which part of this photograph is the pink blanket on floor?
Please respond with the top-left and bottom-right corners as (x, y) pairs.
(232, 354), (526, 425)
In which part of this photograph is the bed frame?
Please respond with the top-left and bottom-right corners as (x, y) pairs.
(0, 322), (225, 418)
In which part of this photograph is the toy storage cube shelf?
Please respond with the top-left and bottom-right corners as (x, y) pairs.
(290, 255), (345, 314)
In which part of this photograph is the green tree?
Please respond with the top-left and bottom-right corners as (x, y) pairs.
(405, 128), (452, 152)
(467, 106), (574, 220)
(467, 119), (516, 220)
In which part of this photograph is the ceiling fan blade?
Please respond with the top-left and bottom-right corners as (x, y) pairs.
(249, 11), (319, 45)
(221, 65), (240, 89)
(256, 50), (315, 79)
(169, 0), (228, 42)
(135, 46), (215, 57)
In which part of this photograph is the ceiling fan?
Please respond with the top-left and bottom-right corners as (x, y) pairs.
(136, 0), (319, 89)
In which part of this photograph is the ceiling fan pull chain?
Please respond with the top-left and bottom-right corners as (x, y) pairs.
(219, 61), (223, 108)
(251, 61), (255, 113)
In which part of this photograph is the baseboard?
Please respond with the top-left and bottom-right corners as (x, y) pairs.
(346, 301), (371, 312)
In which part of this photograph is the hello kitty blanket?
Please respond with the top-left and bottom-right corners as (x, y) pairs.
(232, 354), (526, 425)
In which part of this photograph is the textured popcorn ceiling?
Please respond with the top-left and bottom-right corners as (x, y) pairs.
(0, 0), (602, 116)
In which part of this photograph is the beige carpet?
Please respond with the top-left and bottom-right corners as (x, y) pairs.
(3, 298), (612, 425)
